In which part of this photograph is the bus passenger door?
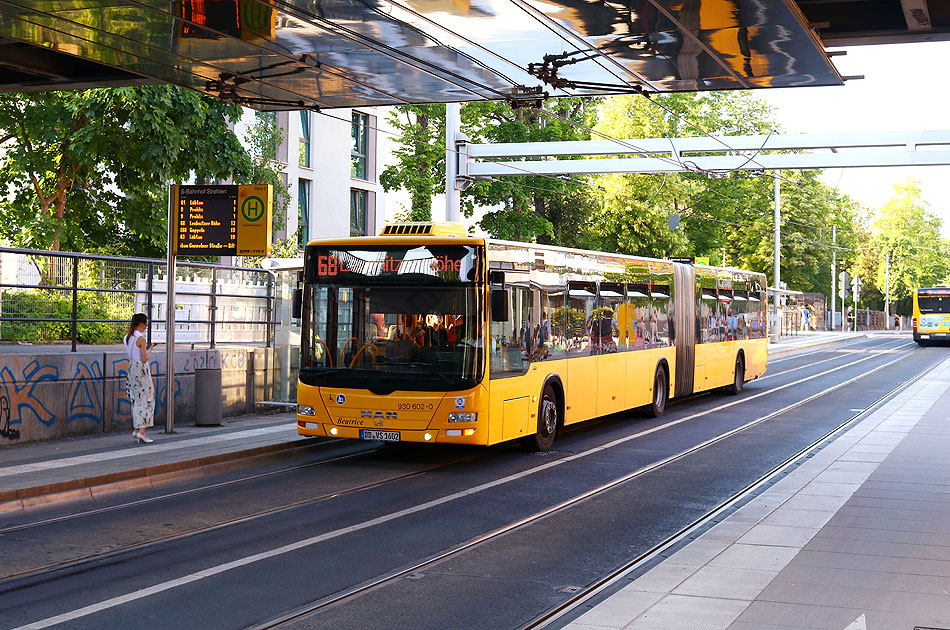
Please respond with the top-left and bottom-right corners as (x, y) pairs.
(672, 263), (696, 397)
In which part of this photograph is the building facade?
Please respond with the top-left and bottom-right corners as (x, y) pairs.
(234, 107), (385, 250)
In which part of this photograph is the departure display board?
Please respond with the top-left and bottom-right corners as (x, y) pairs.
(174, 185), (238, 255)
(172, 185), (272, 256)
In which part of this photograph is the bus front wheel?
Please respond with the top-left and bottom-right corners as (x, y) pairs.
(649, 367), (667, 417)
(523, 384), (559, 451)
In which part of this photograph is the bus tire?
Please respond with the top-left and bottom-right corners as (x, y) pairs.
(727, 355), (744, 395)
(522, 384), (558, 452)
(649, 366), (667, 417)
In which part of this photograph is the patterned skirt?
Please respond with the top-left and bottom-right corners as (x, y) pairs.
(127, 358), (155, 429)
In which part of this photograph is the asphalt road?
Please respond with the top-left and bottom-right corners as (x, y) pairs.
(0, 336), (944, 630)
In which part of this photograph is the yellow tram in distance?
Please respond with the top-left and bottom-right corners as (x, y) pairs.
(295, 222), (768, 451)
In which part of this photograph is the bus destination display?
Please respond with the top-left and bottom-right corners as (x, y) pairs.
(174, 186), (238, 255)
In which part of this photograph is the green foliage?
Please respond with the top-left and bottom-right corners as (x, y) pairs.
(244, 111), (291, 233)
(853, 179), (950, 314)
(379, 91), (869, 300)
(0, 289), (118, 343)
(238, 237), (301, 268)
(462, 99), (599, 243)
(380, 105), (446, 221)
(0, 86), (251, 257)
(551, 305), (585, 333)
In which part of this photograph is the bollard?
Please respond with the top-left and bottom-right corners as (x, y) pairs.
(195, 367), (222, 426)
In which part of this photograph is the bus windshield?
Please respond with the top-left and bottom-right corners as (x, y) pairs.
(918, 295), (950, 314)
(301, 244), (484, 393)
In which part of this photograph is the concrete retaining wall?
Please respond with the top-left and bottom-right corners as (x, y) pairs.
(0, 347), (274, 445)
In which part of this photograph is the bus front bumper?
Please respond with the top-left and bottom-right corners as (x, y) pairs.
(296, 421), (482, 445)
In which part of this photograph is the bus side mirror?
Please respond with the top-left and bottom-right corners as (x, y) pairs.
(491, 289), (509, 322)
(292, 288), (302, 319)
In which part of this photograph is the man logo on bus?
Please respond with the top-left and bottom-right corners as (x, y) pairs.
(336, 394), (346, 405)
(455, 397), (465, 409)
(361, 410), (397, 419)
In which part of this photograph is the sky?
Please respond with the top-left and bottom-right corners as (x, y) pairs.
(758, 41), (950, 236)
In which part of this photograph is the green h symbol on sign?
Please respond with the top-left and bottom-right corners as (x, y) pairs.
(241, 196), (265, 222)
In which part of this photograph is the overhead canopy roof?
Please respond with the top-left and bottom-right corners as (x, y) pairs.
(0, 0), (863, 109)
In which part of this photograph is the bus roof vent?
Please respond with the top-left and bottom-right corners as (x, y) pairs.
(380, 222), (468, 237)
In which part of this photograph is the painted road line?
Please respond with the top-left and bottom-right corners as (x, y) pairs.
(9, 344), (920, 630)
(761, 337), (907, 381)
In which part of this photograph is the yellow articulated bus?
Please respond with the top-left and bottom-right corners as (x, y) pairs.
(913, 286), (950, 346)
(295, 222), (768, 451)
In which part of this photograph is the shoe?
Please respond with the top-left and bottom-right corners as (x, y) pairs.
(133, 431), (138, 441)
(140, 435), (153, 444)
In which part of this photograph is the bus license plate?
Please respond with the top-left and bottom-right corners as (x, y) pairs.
(360, 429), (400, 442)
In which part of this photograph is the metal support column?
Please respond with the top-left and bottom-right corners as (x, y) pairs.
(885, 252), (890, 329)
(146, 262), (154, 346)
(772, 174), (781, 342)
(70, 257), (79, 352)
(445, 102), (461, 223)
(831, 225), (837, 331)
(209, 267), (217, 349)
(166, 190), (177, 434)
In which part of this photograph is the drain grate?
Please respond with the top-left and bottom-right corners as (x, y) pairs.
(529, 449), (575, 457)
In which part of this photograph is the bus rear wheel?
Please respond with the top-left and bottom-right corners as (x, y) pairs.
(727, 355), (744, 395)
(649, 367), (667, 417)
(522, 384), (558, 451)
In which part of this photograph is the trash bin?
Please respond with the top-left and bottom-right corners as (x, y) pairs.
(194, 367), (222, 426)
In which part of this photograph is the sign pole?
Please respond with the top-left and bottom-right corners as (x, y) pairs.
(166, 187), (177, 434)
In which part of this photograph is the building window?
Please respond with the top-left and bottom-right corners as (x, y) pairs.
(299, 111), (311, 168)
(350, 189), (367, 236)
(298, 179), (310, 248)
(351, 111), (368, 179)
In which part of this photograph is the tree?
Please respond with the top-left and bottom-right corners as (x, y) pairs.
(243, 111), (291, 236)
(0, 86), (250, 257)
(858, 179), (950, 315)
(588, 92), (780, 259)
(462, 98), (598, 243)
(379, 99), (599, 242)
(379, 104), (445, 221)
(590, 92), (861, 295)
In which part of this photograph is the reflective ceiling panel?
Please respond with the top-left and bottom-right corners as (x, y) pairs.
(0, 0), (842, 109)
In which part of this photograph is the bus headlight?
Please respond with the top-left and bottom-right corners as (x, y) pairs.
(448, 412), (477, 423)
(297, 405), (315, 416)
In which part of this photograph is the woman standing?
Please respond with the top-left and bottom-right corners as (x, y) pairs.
(124, 313), (155, 443)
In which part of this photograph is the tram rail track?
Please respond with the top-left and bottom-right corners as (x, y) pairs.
(522, 351), (935, 630)
(0, 449), (482, 585)
(3, 335), (890, 539)
(247, 341), (923, 630)
(2, 338), (918, 630)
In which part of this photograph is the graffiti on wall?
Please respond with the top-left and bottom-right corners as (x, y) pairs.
(67, 359), (103, 424)
(0, 394), (16, 440)
(0, 360), (59, 433)
(0, 349), (247, 443)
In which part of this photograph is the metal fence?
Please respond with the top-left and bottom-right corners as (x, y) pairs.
(0, 247), (275, 351)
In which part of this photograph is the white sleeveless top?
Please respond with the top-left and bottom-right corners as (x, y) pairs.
(124, 330), (144, 362)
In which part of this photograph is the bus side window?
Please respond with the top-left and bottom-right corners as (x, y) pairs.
(490, 285), (531, 376)
(541, 288), (567, 360)
(567, 282), (595, 355)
